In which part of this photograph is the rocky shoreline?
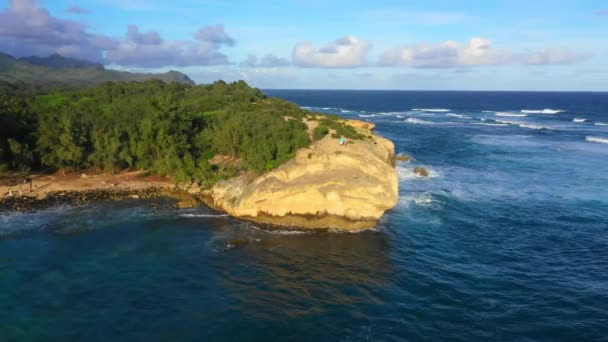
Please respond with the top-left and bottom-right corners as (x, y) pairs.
(0, 186), (169, 212)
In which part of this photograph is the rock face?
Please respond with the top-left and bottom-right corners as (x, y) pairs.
(413, 167), (429, 177)
(203, 119), (399, 230)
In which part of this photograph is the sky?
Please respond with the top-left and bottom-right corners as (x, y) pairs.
(0, 0), (607, 90)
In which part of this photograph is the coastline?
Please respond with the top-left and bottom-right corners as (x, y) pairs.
(0, 170), (179, 212)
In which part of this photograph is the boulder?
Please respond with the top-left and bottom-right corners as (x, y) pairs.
(413, 167), (429, 177)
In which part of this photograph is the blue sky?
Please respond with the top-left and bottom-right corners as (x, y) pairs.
(1, 0), (607, 90)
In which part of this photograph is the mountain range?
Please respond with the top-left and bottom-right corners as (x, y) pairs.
(0, 52), (195, 88)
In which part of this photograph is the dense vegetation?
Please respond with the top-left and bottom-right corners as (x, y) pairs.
(1, 79), (365, 185)
(0, 80), (313, 182)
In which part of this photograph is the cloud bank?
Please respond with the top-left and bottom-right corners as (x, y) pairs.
(524, 49), (590, 65)
(379, 37), (511, 68)
(292, 36), (371, 68)
(240, 53), (290, 68)
(0, 0), (235, 67)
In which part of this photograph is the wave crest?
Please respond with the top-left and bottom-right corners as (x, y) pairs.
(412, 108), (450, 112)
(521, 109), (564, 114)
(586, 136), (608, 144)
(405, 118), (434, 125)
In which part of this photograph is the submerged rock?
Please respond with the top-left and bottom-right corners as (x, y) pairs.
(203, 119), (399, 230)
(395, 154), (412, 162)
(413, 167), (429, 177)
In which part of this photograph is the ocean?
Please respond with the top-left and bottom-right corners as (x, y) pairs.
(1, 90), (607, 340)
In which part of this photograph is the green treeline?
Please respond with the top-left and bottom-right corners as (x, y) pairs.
(0, 80), (312, 182)
(1, 79), (365, 185)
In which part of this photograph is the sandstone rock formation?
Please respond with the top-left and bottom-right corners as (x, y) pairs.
(413, 167), (429, 177)
(202, 119), (399, 230)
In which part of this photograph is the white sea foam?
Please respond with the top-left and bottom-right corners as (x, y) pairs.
(496, 120), (546, 130)
(495, 112), (527, 117)
(481, 110), (496, 113)
(586, 136), (608, 144)
(595, 122), (608, 126)
(474, 123), (508, 127)
(340, 109), (352, 113)
(359, 114), (380, 118)
(573, 118), (587, 123)
(519, 123), (546, 130)
(412, 108), (450, 112)
(397, 165), (441, 181)
(405, 118), (434, 125)
(446, 113), (472, 119)
(521, 109), (564, 114)
(181, 213), (229, 218)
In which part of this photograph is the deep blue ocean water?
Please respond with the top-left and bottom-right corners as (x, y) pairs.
(1, 90), (608, 341)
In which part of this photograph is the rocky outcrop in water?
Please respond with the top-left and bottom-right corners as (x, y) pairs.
(202, 119), (399, 230)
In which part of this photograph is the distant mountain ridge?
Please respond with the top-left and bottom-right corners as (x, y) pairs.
(0, 52), (195, 88)
(19, 53), (105, 69)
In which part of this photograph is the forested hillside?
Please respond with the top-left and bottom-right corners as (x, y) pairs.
(0, 80), (313, 183)
(0, 52), (194, 89)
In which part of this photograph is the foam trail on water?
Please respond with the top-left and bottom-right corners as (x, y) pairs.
(521, 109), (564, 114)
(475, 123), (508, 127)
(595, 122), (607, 126)
(405, 118), (434, 125)
(586, 136), (608, 144)
(573, 118), (587, 123)
(181, 213), (229, 218)
(496, 120), (546, 130)
(495, 112), (527, 117)
(397, 165), (441, 181)
(446, 113), (472, 119)
(412, 108), (450, 112)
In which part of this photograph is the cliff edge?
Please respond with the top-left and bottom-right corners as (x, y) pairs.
(202, 119), (399, 230)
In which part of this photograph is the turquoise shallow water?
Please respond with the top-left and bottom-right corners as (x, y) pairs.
(1, 91), (608, 340)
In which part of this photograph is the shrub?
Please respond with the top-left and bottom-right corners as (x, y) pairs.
(312, 125), (329, 141)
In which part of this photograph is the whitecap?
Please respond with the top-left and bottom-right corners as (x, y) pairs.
(586, 136), (608, 144)
(446, 113), (472, 119)
(595, 122), (608, 126)
(495, 112), (527, 117)
(397, 165), (441, 181)
(496, 120), (546, 130)
(519, 123), (546, 130)
(181, 213), (228, 218)
(521, 108), (564, 114)
(474, 123), (508, 127)
(412, 108), (450, 112)
(573, 118), (587, 123)
(359, 114), (379, 118)
(481, 110), (496, 113)
(405, 118), (434, 125)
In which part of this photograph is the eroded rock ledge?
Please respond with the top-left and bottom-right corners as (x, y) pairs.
(201, 119), (399, 230)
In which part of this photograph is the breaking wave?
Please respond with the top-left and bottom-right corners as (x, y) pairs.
(521, 109), (564, 114)
(181, 213), (229, 218)
(573, 118), (587, 123)
(595, 122), (608, 126)
(474, 123), (508, 127)
(412, 108), (450, 112)
(495, 112), (527, 117)
(586, 136), (608, 144)
(446, 113), (472, 119)
(405, 118), (434, 125)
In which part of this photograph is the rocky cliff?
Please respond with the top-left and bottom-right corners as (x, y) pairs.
(202, 119), (399, 230)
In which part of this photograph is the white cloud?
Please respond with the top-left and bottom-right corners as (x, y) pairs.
(524, 49), (589, 65)
(240, 53), (290, 68)
(292, 36), (371, 68)
(379, 37), (512, 68)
